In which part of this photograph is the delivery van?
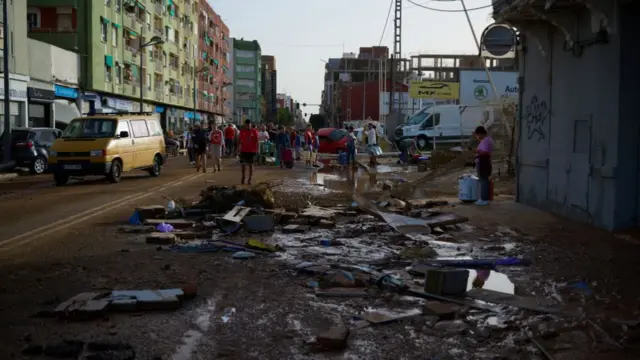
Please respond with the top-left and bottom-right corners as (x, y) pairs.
(394, 105), (493, 150)
(47, 112), (165, 186)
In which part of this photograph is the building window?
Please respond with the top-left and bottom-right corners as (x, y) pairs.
(237, 79), (255, 88)
(105, 0), (111, 7)
(27, 8), (41, 30)
(57, 7), (73, 31)
(105, 65), (112, 82)
(100, 19), (108, 42)
(236, 65), (255, 73)
(115, 0), (121, 12)
(235, 50), (255, 58)
(112, 25), (118, 46)
(115, 63), (121, 83)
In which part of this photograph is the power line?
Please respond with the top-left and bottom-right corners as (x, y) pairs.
(378, 0), (394, 46)
(405, 0), (492, 12)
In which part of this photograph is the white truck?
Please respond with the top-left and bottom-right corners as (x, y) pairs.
(394, 104), (494, 150)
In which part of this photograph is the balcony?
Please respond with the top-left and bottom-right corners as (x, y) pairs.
(126, 14), (137, 29)
(155, 2), (163, 15)
(124, 46), (139, 63)
(154, 27), (163, 37)
(155, 89), (163, 101)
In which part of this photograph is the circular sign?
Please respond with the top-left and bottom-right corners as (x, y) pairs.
(481, 24), (517, 57)
(474, 86), (488, 100)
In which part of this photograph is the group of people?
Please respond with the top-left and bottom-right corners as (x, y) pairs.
(176, 120), (323, 185)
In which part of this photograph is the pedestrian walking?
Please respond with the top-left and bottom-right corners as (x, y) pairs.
(238, 119), (259, 185)
(276, 125), (290, 169)
(294, 128), (302, 160)
(304, 125), (314, 167)
(346, 126), (357, 167)
(366, 123), (378, 167)
(474, 125), (493, 206)
(192, 124), (208, 172)
(209, 125), (225, 172)
(185, 126), (194, 165)
(312, 130), (320, 167)
(224, 124), (235, 157)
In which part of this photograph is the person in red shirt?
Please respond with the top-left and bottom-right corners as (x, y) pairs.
(238, 119), (259, 185)
(209, 125), (225, 172)
(223, 124), (235, 157)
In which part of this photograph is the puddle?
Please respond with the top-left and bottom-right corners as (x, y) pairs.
(171, 297), (216, 360)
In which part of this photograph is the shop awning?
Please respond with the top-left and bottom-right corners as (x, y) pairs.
(54, 99), (81, 124)
(105, 55), (113, 67)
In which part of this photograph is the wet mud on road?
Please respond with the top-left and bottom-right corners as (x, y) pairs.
(1, 160), (640, 360)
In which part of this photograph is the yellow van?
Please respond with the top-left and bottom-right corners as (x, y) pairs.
(48, 113), (165, 186)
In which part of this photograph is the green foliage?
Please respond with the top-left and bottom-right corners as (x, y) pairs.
(309, 114), (326, 129)
(276, 108), (294, 126)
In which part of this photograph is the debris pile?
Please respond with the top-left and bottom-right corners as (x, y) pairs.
(197, 183), (275, 213)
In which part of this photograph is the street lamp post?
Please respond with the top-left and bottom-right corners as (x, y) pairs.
(139, 36), (165, 111)
(193, 65), (209, 124)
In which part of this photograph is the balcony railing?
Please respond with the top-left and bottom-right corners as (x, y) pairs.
(126, 14), (137, 28)
(155, 3), (163, 15)
(155, 89), (163, 101)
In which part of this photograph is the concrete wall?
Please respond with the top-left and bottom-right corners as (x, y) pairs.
(6, 0), (29, 76)
(516, 1), (639, 230)
(28, 40), (53, 86)
(51, 43), (79, 86)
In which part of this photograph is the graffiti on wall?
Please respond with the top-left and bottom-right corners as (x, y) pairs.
(524, 95), (548, 141)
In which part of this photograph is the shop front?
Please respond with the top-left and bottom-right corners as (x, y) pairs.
(53, 84), (81, 129)
(0, 74), (29, 134)
(27, 87), (55, 128)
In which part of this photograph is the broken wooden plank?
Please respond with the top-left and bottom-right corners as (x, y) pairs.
(465, 289), (580, 317)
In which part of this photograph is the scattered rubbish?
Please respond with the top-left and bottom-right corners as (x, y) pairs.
(244, 214), (275, 232)
(128, 211), (141, 225)
(146, 232), (177, 245)
(50, 288), (191, 321)
(424, 268), (469, 295)
(246, 238), (282, 252)
(221, 307), (236, 323)
(155, 223), (174, 233)
(166, 200), (176, 212)
(232, 251), (256, 259)
(145, 219), (194, 229)
(198, 184), (275, 213)
(316, 288), (368, 298)
(223, 206), (252, 223)
(360, 308), (422, 325)
(567, 281), (593, 296)
(316, 327), (350, 351)
(465, 289), (580, 316)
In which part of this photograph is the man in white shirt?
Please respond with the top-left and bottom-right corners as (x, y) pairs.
(258, 125), (270, 142)
(366, 123), (378, 166)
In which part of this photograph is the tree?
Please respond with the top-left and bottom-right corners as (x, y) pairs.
(276, 108), (294, 126)
(309, 114), (326, 129)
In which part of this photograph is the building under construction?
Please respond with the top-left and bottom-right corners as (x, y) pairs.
(320, 49), (517, 128)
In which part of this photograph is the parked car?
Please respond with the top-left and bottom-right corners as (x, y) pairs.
(48, 113), (165, 186)
(317, 128), (349, 153)
(0, 127), (62, 174)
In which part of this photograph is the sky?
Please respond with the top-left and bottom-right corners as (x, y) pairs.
(207, 0), (494, 113)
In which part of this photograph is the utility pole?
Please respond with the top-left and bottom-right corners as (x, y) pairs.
(389, 0), (401, 114)
(2, 0), (11, 164)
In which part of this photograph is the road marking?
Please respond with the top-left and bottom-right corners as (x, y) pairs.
(0, 172), (203, 252)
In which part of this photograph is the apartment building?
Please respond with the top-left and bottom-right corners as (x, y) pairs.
(260, 55), (277, 123)
(0, 0), (30, 134)
(196, 1), (229, 124)
(232, 39), (261, 124)
(27, 0), (199, 131)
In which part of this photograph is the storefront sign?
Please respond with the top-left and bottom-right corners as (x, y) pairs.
(0, 79), (28, 101)
(28, 87), (56, 101)
(409, 81), (460, 100)
(459, 70), (519, 106)
(104, 97), (133, 111)
(54, 85), (79, 99)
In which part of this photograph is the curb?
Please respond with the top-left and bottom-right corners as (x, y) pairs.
(0, 173), (19, 182)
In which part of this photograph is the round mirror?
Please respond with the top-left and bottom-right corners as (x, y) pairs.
(481, 24), (517, 58)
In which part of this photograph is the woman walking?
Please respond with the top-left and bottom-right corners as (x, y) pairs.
(474, 126), (493, 206)
(209, 125), (225, 172)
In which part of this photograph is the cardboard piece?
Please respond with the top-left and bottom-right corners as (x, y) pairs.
(222, 206), (252, 223)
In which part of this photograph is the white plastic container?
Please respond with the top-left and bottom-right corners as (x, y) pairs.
(458, 174), (479, 202)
